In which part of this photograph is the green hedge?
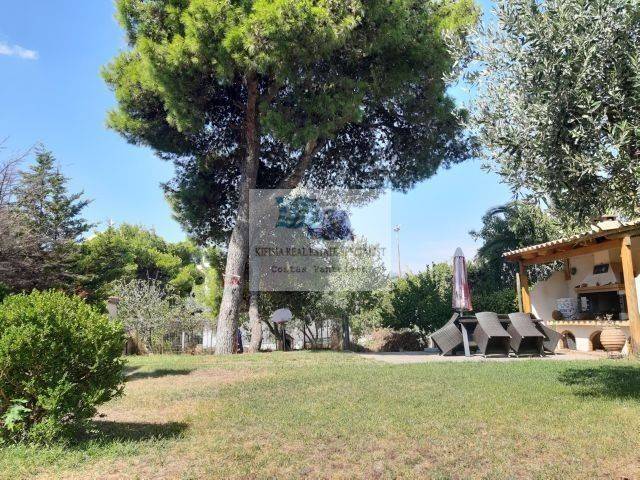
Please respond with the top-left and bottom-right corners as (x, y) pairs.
(379, 264), (453, 333)
(0, 291), (125, 443)
(472, 288), (518, 314)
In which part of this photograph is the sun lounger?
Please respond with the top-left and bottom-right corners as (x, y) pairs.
(506, 312), (544, 356)
(430, 313), (462, 355)
(474, 312), (511, 356)
(509, 312), (561, 354)
(537, 322), (562, 353)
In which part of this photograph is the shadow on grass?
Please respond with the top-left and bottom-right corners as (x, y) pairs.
(558, 365), (640, 399)
(124, 367), (194, 381)
(85, 420), (188, 443)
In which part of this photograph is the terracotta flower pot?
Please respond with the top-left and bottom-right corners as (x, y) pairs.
(600, 326), (626, 352)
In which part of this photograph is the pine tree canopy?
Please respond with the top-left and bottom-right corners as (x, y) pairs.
(104, 0), (478, 243)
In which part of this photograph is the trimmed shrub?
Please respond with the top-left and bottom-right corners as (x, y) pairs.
(0, 291), (125, 443)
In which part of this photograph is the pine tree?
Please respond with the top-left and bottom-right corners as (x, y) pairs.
(9, 148), (91, 291)
(104, 0), (478, 353)
(15, 150), (90, 244)
(0, 149), (41, 292)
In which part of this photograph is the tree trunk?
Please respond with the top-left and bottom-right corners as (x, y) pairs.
(342, 318), (351, 351)
(303, 319), (318, 349)
(215, 73), (260, 355)
(275, 324), (284, 351)
(330, 322), (342, 350)
(247, 291), (262, 352)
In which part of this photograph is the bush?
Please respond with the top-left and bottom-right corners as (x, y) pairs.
(0, 283), (9, 303)
(379, 264), (452, 334)
(364, 328), (424, 352)
(371, 263), (518, 334)
(0, 291), (125, 443)
(472, 288), (518, 314)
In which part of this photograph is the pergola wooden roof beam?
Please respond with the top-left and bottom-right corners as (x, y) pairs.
(503, 218), (640, 264)
(517, 239), (619, 266)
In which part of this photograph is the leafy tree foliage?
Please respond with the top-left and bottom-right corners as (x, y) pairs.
(256, 290), (323, 344)
(79, 224), (204, 304)
(0, 283), (9, 303)
(317, 238), (388, 348)
(104, 0), (478, 353)
(469, 202), (563, 290)
(192, 263), (223, 321)
(472, 287), (517, 315)
(471, 0), (640, 223)
(112, 279), (174, 350)
(14, 150), (91, 245)
(376, 262), (518, 334)
(255, 238), (387, 348)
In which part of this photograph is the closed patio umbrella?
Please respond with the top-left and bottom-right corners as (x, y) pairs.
(452, 247), (472, 314)
(452, 248), (473, 356)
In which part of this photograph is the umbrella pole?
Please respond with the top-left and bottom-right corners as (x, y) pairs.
(459, 308), (471, 357)
(452, 248), (472, 356)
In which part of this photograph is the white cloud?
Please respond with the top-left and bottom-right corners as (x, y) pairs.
(0, 41), (38, 60)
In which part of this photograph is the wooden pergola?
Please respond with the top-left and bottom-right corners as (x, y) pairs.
(503, 218), (640, 355)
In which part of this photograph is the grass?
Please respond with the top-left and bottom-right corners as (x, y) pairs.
(2, 352), (640, 479)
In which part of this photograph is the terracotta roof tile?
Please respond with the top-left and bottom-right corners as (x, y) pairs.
(502, 218), (640, 259)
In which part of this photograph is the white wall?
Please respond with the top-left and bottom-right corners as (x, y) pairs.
(530, 246), (635, 351)
(556, 325), (630, 352)
(530, 250), (620, 320)
(530, 271), (570, 320)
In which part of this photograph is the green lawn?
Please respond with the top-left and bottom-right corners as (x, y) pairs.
(2, 352), (640, 479)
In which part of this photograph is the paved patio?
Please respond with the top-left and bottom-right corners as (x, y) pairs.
(358, 349), (611, 364)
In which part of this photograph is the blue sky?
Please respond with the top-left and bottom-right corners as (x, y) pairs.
(0, 0), (507, 272)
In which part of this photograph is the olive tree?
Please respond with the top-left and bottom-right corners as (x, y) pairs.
(471, 0), (640, 224)
(319, 237), (388, 349)
(113, 279), (207, 352)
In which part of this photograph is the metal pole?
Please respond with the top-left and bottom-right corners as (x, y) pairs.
(282, 324), (286, 351)
(393, 225), (402, 277)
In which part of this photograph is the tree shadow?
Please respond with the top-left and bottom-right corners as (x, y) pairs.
(558, 365), (640, 400)
(83, 420), (188, 443)
(124, 367), (194, 381)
